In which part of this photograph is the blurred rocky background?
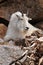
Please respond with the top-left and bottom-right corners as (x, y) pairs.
(0, 1), (43, 65)
(0, 0), (43, 20)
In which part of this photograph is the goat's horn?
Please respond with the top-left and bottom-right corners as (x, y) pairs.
(22, 11), (23, 16)
(26, 9), (30, 16)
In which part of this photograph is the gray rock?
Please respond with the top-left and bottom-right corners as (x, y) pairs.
(0, 45), (24, 65)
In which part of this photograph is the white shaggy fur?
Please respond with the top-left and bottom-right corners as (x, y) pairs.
(4, 11), (39, 41)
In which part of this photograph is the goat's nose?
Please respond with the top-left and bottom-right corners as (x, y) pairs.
(25, 27), (29, 30)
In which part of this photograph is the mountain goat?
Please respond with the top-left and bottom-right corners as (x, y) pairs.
(4, 11), (39, 41)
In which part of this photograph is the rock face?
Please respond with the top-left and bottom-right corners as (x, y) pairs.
(0, 45), (24, 65)
(0, 0), (43, 20)
(39, 0), (43, 8)
(0, 24), (7, 38)
(0, 29), (43, 65)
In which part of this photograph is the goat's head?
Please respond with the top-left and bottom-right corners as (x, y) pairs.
(4, 11), (32, 41)
(10, 11), (32, 34)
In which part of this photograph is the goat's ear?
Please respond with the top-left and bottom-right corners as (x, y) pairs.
(16, 14), (20, 20)
(16, 14), (23, 20)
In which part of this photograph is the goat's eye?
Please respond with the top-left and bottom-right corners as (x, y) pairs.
(25, 27), (29, 30)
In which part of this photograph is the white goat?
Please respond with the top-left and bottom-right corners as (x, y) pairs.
(4, 11), (39, 41)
